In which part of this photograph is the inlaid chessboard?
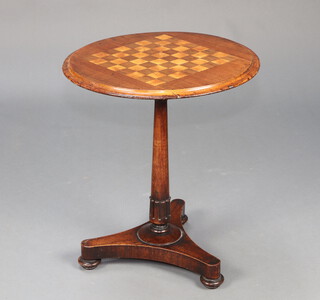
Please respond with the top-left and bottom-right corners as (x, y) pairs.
(88, 34), (238, 87)
(63, 32), (260, 99)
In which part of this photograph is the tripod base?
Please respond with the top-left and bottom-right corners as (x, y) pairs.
(78, 199), (223, 289)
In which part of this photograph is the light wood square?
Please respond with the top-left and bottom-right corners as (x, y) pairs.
(149, 72), (166, 79)
(112, 52), (129, 58)
(213, 52), (229, 58)
(169, 72), (187, 79)
(90, 58), (107, 65)
(170, 65), (188, 71)
(135, 40), (152, 46)
(92, 52), (109, 58)
(132, 52), (149, 58)
(131, 59), (148, 65)
(127, 71), (145, 78)
(150, 65), (167, 71)
(191, 59), (208, 65)
(108, 65), (126, 71)
(192, 52), (208, 58)
(171, 59), (188, 65)
(172, 53), (189, 59)
(155, 34), (173, 40)
(152, 53), (169, 59)
(212, 58), (229, 65)
(191, 65), (208, 72)
(151, 59), (168, 65)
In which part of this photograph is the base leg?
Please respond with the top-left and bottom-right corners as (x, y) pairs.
(78, 199), (223, 289)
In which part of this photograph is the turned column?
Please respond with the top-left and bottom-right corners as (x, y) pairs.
(137, 100), (184, 244)
(149, 100), (171, 233)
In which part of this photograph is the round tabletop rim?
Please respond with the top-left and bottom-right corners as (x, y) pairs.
(62, 31), (260, 100)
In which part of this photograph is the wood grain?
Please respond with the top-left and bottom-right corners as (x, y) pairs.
(79, 199), (224, 288)
(63, 32), (260, 99)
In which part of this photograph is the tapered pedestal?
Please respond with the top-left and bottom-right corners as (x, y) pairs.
(78, 199), (224, 289)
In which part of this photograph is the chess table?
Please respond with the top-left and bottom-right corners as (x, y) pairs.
(63, 32), (259, 289)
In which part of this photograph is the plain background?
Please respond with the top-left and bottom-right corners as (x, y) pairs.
(1, 1), (319, 299)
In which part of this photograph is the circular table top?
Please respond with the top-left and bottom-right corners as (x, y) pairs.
(63, 32), (260, 99)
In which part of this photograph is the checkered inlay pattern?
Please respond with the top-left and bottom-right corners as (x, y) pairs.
(88, 34), (238, 87)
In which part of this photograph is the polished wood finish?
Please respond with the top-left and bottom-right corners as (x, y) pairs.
(63, 32), (260, 99)
(62, 32), (260, 289)
(137, 100), (184, 245)
(79, 199), (223, 288)
(150, 100), (170, 225)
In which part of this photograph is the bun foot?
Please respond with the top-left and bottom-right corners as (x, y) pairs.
(181, 214), (188, 224)
(200, 274), (224, 289)
(78, 256), (101, 270)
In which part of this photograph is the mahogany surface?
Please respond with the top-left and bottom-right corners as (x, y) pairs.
(62, 32), (260, 289)
(63, 32), (259, 99)
(80, 199), (223, 289)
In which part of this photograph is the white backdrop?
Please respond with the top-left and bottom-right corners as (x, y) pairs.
(1, 1), (319, 299)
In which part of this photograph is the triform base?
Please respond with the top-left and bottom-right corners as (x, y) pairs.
(78, 199), (224, 289)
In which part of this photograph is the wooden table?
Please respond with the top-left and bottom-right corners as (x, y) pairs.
(63, 32), (259, 289)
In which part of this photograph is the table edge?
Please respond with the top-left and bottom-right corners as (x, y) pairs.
(62, 33), (260, 100)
